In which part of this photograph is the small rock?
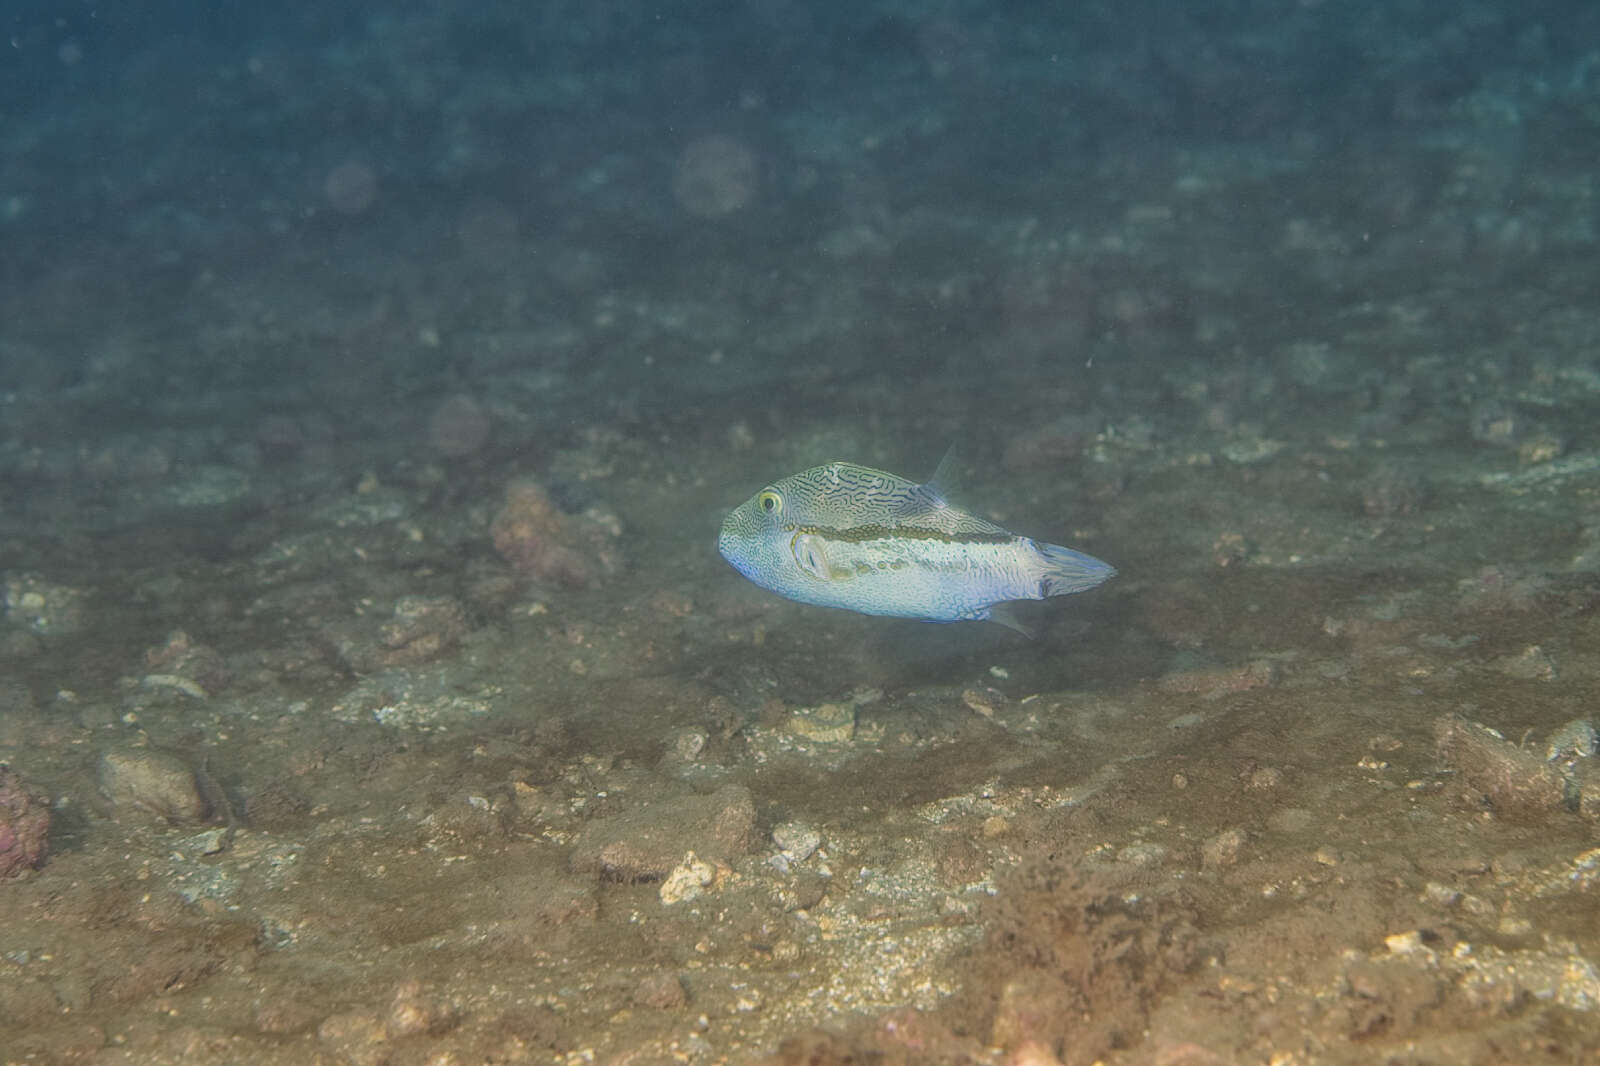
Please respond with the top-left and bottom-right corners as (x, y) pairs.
(1422, 881), (1461, 907)
(633, 972), (688, 1009)
(785, 873), (827, 912)
(1492, 644), (1557, 681)
(785, 702), (855, 742)
(98, 747), (208, 825)
(664, 728), (709, 764)
(142, 630), (230, 695)
(570, 783), (757, 881)
(659, 851), (716, 905)
(962, 686), (1007, 718)
(377, 596), (468, 665)
(772, 821), (821, 864)
(327, 596), (469, 672)
(384, 980), (453, 1039)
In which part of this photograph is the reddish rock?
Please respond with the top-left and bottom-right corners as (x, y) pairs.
(0, 766), (49, 878)
(491, 479), (594, 587)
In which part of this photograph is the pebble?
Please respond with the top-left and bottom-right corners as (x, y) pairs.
(666, 728), (709, 763)
(660, 852), (716, 905)
(1201, 827), (1248, 869)
(633, 972), (688, 1009)
(98, 747), (208, 825)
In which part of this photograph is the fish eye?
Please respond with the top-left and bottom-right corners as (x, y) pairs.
(757, 489), (783, 515)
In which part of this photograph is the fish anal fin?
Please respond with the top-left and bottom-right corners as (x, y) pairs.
(987, 603), (1036, 639)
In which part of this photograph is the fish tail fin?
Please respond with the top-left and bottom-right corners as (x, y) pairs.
(1035, 542), (1116, 598)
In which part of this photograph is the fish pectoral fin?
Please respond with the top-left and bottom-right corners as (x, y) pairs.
(791, 533), (833, 580)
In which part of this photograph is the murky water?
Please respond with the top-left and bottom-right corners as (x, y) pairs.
(3, 3), (1600, 1064)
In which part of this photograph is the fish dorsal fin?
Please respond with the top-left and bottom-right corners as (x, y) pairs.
(927, 445), (962, 502)
(890, 445), (962, 522)
(889, 446), (1010, 537)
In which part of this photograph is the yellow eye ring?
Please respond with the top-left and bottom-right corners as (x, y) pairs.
(757, 489), (783, 515)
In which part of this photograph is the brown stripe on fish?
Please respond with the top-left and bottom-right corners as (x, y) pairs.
(790, 523), (1014, 545)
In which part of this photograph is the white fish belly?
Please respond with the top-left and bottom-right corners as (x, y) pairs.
(804, 535), (1039, 621)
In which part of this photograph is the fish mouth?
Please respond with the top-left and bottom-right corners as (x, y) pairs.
(716, 525), (762, 582)
(715, 524), (740, 567)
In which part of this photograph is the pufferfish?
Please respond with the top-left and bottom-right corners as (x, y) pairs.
(717, 458), (1115, 632)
